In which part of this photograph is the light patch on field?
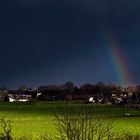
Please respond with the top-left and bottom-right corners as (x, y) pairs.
(37, 117), (41, 120)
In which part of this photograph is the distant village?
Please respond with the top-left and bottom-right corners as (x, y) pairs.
(0, 82), (140, 108)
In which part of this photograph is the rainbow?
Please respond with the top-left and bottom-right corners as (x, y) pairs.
(102, 33), (132, 86)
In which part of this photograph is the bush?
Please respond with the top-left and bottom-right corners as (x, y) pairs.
(0, 118), (12, 140)
(121, 132), (140, 140)
(54, 105), (114, 140)
(40, 133), (53, 140)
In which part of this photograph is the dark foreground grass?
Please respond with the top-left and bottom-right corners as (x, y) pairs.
(0, 101), (139, 139)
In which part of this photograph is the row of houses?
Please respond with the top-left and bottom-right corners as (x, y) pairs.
(0, 88), (140, 107)
(0, 89), (37, 102)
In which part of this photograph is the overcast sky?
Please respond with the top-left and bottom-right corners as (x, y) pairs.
(0, 0), (140, 89)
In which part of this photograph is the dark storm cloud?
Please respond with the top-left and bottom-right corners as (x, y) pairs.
(0, 0), (140, 88)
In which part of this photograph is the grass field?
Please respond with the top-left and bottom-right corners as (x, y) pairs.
(0, 101), (140, 139)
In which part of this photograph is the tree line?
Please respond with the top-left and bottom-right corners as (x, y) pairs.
(0, 82), (140, 102)
(37, 82), (140, 101)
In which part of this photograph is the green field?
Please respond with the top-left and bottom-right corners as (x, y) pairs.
(0, 102), (140, 139)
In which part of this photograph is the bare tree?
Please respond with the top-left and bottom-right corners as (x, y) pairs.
(0, 118), (12, 140)
(54, 104), (114, 140)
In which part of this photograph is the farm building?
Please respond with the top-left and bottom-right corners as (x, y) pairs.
(6, 90), (35, 102)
